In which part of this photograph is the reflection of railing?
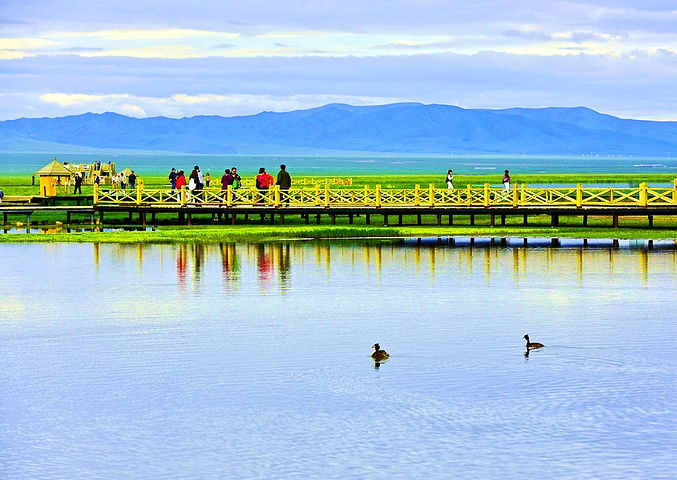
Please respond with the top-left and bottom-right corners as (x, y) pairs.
(94, 182), (677, 208)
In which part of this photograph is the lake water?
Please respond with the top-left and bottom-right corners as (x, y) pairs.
(2, 239), (677, 479)
(2, 152), (677, 176)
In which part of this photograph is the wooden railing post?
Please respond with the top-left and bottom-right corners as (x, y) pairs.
(484, 183), (490, 207)
(227, 185), (233, 207)
(364, 185), (370, 206)
(180, 186), (186, 207)
(414, 184), (420, 206)
(467, 184), (472, 206)
(640, 182), (648, 208)
(315, 184), (321, 206)
(520, 184), (526, 206)
(274, 185), (281, 207)
(576, 183), (583, 208)
(93, 183), (99, 205)
(376, 185), (382, 208)
(512, 183), (518, 208)
(136, 183), (142, 205)
(324, 184), (330, 208)
(429, 183), (435, 207)
(673, 179), (677, 203)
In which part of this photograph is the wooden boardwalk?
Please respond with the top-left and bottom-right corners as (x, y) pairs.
(3, 182), (677, 228)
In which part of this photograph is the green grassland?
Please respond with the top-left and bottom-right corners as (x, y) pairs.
(2, 172), (677, 195)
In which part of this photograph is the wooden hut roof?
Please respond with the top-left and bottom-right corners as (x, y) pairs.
(34, 159), (72, 176)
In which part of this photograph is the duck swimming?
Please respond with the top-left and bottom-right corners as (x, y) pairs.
(523, 334), (544, 349)
(371, 343), (390, 361)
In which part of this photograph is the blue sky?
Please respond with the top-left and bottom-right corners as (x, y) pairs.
(1, 0), (676, 121)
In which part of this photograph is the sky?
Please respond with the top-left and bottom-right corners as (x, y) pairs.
(1, 0), (677, 121)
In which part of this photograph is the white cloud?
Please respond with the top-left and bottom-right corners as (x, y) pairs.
(2, 1), (677, 120)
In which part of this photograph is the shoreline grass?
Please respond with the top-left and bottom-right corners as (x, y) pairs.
(2, 224), (677, 244)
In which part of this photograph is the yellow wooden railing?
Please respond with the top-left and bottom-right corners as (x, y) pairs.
(94, 181), (677, 209)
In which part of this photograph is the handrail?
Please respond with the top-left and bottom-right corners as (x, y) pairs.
(93, 182), (677, 209)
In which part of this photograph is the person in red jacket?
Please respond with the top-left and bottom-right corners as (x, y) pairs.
(255, 167), (274, 203)
(175, 170), (186, 201)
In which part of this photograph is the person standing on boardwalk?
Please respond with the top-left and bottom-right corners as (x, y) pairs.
(446, 169), (454, 189)
(276, 164), (292, 205)
(205, 172), (211, 187)
(231, 166), (241, 201)
(129, 170), (137, 190)
(119, 172), (126, 189)
(221, 169), (233, 203)
(255, 167), (274, 203)
(73, 173), (83, 194)
(503, 170), (511, 191)
(169, 168), (177, 194)
(175, 170), (186, 201)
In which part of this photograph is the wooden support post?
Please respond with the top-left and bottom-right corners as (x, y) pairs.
(151, 212), (156, 223)
(331, 214), (336, 225)
(316, 213), (321, 225)
(179, 212), (184, 223)
(128, 211), (133, 222)
(304, 214), (309, 225)
(260, 214), (265, 224)
(349, 213), (354, 224)
(613, 214), (619, 228)
(551, 214), (559, 227)
(417, 214), (422, 225)
(648, 215), (654, 228)
(67, 211), (71, 224)
(270, 213), (274, 225)
(437, 214), (441, 226)
(523, 214), (528, 226)
(365, 213), (371, 225)
(490, 214), (495, 227)
(449, 214), (453, 225)
(384, 214), (389, 226)
(583, 215), (588, 226)
(501, 214), (506, 226)
(99, 211), (104, 224)
(280, 214), (285, 225)
(551, 238), (560, 248)
(141, 212), (146, 226)
(470, 214), (475, 226)
(187, 213), (192, 226)
(398, 214), (403, 226)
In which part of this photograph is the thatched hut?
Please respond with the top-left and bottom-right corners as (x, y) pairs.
(34, 158), (72, 196)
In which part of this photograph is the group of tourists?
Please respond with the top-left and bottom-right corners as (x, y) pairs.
(166, 164), (292, 203)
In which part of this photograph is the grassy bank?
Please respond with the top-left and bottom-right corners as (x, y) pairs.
(2, 222), (677, 244)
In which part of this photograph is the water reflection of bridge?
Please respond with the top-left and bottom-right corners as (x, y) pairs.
(91, 238), (676, 292)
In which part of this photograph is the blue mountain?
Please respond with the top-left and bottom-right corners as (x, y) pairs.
(2, 103), (677, 156)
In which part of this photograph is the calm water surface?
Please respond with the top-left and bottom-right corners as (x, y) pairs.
(2, 239), (677, 479)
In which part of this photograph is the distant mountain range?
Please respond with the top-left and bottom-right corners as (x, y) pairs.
(2, 103), (677, 156)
